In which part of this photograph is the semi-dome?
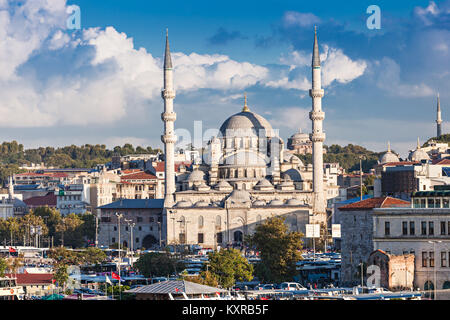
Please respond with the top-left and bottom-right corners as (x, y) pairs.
(286, 198), (303, 206)
(255, 178), (273, 188)
(269, 199), (284, 206)
(175, 200), (193, 208)
(194, 201), (210, 207)
(227, 189), (251, 203)
(215, 180), (233, 191)
(252, 199), (266, 206)
(187, 169), (206, 182)
(282, 168), (303, 182)
(379, 142), (399, 164)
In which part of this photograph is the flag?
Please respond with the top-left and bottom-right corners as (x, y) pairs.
(52, 279), (56, 284)
(9, 247), (16, 253)
(111, 272), (120, 280)
(175, 288), (179, 292)
(105, 275), (112, 285)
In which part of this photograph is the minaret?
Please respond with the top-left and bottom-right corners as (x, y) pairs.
(309, 27), (326, 222)
(161, 30), (177, 207)
(8, 176), (14, 202)
(436, 93), (442, 137)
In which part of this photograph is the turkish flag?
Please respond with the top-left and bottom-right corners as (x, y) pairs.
(175, 288), (179, 292)
(52, 279), (56, 284)
(9, 247), (16, 253)
(111, 272), (120, 280)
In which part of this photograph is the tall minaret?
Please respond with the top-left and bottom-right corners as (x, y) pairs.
(436, 93), (442, 137)
(8, 176), (14, 202)
(161, 30), (177, 207)
(309, 27), (326, 222)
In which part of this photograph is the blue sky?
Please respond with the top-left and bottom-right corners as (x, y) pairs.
(0, 0), (448, 158)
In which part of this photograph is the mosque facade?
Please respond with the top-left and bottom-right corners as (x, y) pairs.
(160, 30), (329, 248)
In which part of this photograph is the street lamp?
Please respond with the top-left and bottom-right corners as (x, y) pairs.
(428, 240), (442, 300)
(359, 155), (366, 201)
(157, 221), (162, 249)
(124, 219), (135, 267)
(115, 212), (123, 300)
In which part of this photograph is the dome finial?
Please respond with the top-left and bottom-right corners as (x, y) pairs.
(387, 141), (391, 152)
(242, 92), (250, 112)
(417, 137), (421, 149)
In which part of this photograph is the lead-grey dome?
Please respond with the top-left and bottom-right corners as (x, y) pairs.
(227, 189), (251, 203)
(187, 169), (206, 182)
(219, 110), (274, 138)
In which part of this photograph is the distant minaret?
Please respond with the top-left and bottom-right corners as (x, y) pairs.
(8, 176), (14, 201)
(309, 27), (326, 221)
(161, 30), (177, 207)
(436, 93), (442, 137)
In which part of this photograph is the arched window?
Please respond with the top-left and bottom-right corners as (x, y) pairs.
(424, 281), (434, 299)
(216, 216), (221, 228)
(179, 216), (185, 229)
(198, 216), (204, 228)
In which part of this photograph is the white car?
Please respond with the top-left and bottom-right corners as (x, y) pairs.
(280, 282), (307, 291)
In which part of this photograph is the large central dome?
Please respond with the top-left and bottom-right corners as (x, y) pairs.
(219, 110), (274, 138)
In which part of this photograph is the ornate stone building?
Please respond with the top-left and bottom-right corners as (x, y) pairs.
(160, 29), (329, 248)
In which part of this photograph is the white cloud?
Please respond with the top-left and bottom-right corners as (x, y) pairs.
(373, 57), (434, 97)
(0, 0), (271, 128)
(282, 11), (321, 28)
(270, 107), (310, 131)
(266, 45), (366, 90)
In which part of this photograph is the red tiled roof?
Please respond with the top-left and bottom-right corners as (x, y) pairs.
(24, 193), (57, 207)
(153, 161), (192, 172)
(6, 273), (53, 285)
(339, 197), (410, 211)
(121, 171), (157, 181)
(122, 169), (142, 174)
(376, 161), (419, 167)
(432, 158), (450, 165)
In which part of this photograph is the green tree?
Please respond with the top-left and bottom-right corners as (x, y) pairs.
(0, 257), (7, 277)
(134, 252), (185, 278)
(53, 264), (69, 287)
(207, 249), (253, 289)
(183, 270), (219, 288)
(55, 214), (84, 248)
(80, 247), (107, 265)
(247, 216), (303, 283)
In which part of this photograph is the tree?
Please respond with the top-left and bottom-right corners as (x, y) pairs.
(247, 216), (303, 283)
(134, 252), (185, 278)
(207, 248), (253, 289)
(183, 271), (219, 288)
(55, 214), (84, 248)
(53, 264), (69, 288)
(80, 247), (107, 265)
(0, 257), (7, 277)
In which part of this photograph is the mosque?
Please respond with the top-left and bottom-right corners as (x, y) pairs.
(160, 29), (329, 248)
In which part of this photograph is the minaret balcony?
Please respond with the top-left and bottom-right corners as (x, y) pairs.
(161, 89), (176, 99)
(161, 134), (177, 144)
(310, 132), (326, 142)
(309, 111), (325, 121)
(309, 89), (324, 98)
(161, 112), (177, 122)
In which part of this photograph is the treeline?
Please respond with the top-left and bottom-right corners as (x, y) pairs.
(425, 134), (450, 146)
(0, 141), (162, 185)
(297, 144), (384, 173)
(0, 207), (96, 248)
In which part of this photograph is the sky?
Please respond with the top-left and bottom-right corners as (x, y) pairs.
(0, 0), (449, 158)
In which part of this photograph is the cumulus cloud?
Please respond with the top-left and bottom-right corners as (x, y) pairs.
(0, 0), (270, 128)
(282, 11), (321, 28)
(265, 45), (367, 89)
(270, 107), (310, 131)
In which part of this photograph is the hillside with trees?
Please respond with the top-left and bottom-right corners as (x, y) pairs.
(296, 144), (385, 173)
(0, 141), (162, 184)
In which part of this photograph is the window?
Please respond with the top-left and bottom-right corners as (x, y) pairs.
(112, 237), (116, 243)
(410, 222), (415, 235)
(443, 199), (450, 208)
(215, 216), (221, 228)
(441, 252), (447, 267)
(198, 216), (204, 228)
(149, 217), (154, 223)
(430, 252), (435, 268)
(136, 237), (140, 243)
(198, 233), (204, 243)
(216, 232), (223, 243)
(137, 217), (143, 223)
(428, 198), (435, 208)
(422, 252), (428, 267)
(420, 198), (426, 208)
(138, 226), (142, 231)
(384, 222), (390, 236)
(125, 226), (129, 231)
(429, 222), (434, 235)
(179, 233), (186, 244)
(402, 222), (408, 235)
(441, 221), (446, 235)
(113, 226), (117, 231)
(421, 221), (427, 235)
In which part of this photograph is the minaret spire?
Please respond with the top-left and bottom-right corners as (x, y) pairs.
(417, 137), (421, 149)
(242, 92), (250, 112)
(164, 29), (173, 69)
(436, 93), (442, 137)
(387, 141), (391, 153)
(8, 176), (14, 201)
(309, 27), (326, 223)
(161, 29), (177, 208)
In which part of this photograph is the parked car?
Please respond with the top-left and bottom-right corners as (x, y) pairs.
(280, 282), (307, 291)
